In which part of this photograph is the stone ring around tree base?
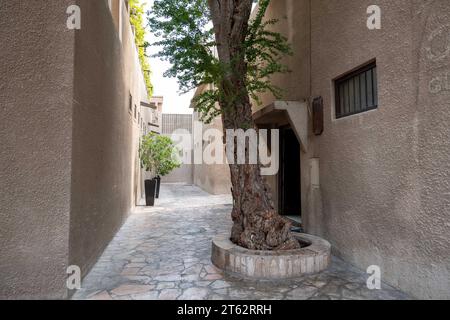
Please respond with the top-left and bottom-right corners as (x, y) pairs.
(211, 233), (331, 280)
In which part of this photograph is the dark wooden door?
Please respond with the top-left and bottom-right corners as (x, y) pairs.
(278, 128), (301, 216)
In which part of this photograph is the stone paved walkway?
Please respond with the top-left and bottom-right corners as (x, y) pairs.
(73, 184), (409, 300)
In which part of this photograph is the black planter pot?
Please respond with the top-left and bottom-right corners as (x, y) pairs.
(144, 179), (157, 206)
(155, 176), (161, 199)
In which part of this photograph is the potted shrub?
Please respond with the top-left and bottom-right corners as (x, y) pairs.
(155, 175), (161, 199)
(139, 133), (180, 205)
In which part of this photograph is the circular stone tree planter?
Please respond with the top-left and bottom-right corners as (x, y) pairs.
(211, 233), (331, 280)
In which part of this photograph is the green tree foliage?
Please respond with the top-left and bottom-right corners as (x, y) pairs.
(149, 0), (301, 251)
(148, 0), (292, 124)
(139, 133), (181, 177)
(129, 0), (153, 96)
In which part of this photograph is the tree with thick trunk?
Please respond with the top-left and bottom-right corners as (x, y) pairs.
(149, 0), (300, 250)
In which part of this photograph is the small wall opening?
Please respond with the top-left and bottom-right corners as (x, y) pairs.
(278, 127), (301, 220)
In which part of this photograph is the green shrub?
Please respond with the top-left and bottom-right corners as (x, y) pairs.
(129, 0), (153, 96)
(139, 133), (181, 177)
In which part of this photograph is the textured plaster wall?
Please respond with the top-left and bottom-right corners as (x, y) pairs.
(0, 0), (75, 299)
(1, 0), (158, 299)
(162, 163), (194, 185)
(251, 0), (313, 217)
(310, 0), (450, 299)
(161, 114), (194, 184)
(69, 0), (147, 282)
(257, 0), (449, 298)
(192, 112), (232, 195)
(253, 0), (312, 111)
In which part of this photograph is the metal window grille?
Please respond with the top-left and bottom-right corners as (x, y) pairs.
(335, 62), (378, 119)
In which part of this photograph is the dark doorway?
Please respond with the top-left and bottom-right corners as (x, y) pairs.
(278, 127), (301, 217)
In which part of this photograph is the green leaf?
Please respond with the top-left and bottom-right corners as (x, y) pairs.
(148, 0), (292, 122)
(139, 133), (181, 176)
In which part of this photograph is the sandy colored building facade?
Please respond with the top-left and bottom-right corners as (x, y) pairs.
(0, 0), (152, 299)
(249, 0), (449, 299)
(192, 113), (232, 195)
(160, 109), (231, 195)
(189, 0), (450, 299)
(161, 113), (194, 184)
(145, 96), (163, 135)
(188, 85), (232, 195)
(0, 0), (448, 301)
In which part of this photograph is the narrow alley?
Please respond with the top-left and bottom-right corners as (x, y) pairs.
(73, 184), (409, 300)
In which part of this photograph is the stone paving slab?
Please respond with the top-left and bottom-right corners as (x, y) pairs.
(72, 184), (410, 300)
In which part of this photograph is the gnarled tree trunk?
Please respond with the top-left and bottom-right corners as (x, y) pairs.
(208, 0), (300, 250)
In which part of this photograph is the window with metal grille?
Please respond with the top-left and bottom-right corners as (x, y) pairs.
(335, 61), (378, 119)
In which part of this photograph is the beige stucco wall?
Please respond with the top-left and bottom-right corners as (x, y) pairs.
(310, 0), (450, 299)
(0, 0), (75, 299)
(257, 0), (450, 299)
(0, 0), (150, 299)
(253, 0), (311, 110)
(192, 112), (232, 195)
(251, 0), (313, 218)
(162, 164), (194, 184)
(160, 114), (194, 184)
(69, 0), (149, 284)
